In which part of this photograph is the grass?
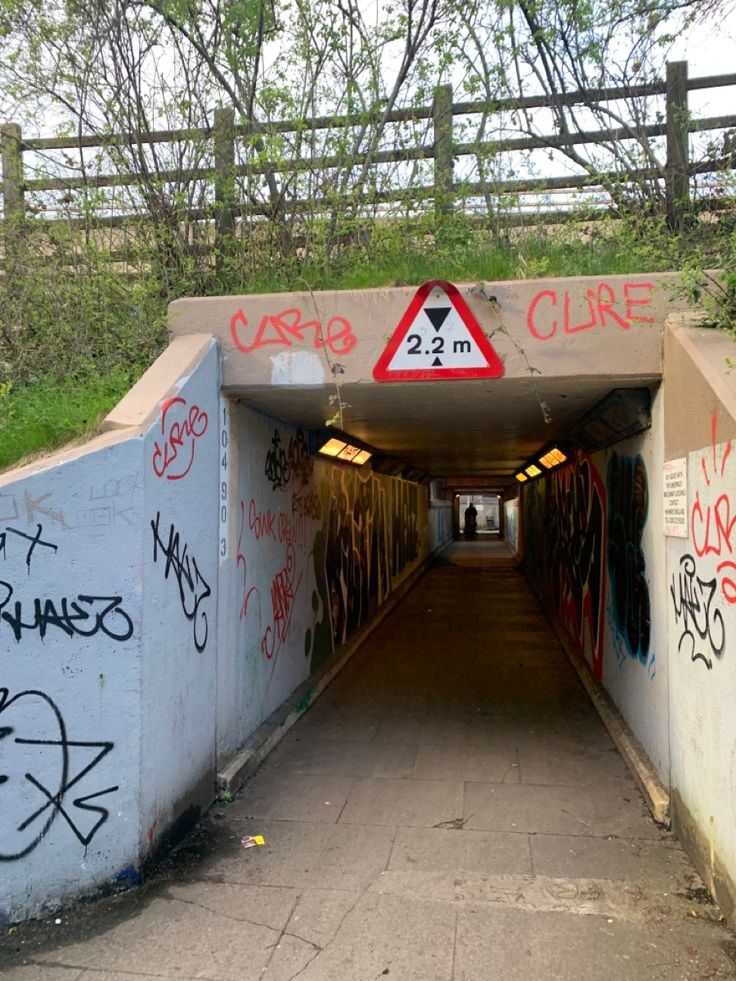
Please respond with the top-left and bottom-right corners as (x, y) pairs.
(0, 368), (139, 472)
(1, 216), (730, 474)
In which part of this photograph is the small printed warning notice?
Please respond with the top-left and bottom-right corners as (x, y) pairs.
(663, 457), (688, 537)
(373, 280), (504, 381)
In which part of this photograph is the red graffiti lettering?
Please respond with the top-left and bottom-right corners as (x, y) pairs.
(275, 489), (323, 553)
(230, 308), (357, 356)
(261, 545), (302, 660)
(152, 397), (208, 480)
(249, 498), (276, 540)
(237, 501), (262, 623)
(690, 413), (736, 605)
(527, 290), (557, 340)
(624, 283), (656, 323)
(527, 282), (654, 340)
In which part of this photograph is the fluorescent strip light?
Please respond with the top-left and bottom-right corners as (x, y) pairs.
(318, 438), (347, 457)
(525, 464), (541, 477)
(515, 472), (528, 482)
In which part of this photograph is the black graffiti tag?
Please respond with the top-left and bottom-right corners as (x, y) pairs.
(0, 580), (134, 643)
(606, 453), (651, 663)
(287, 430), (313, 488)
(0, 524), (58, 572)
(151, 512), (211, 652)
(265, 429), (290, 491)
(670, 553), (725, 670)
(0, 688), (117, 861)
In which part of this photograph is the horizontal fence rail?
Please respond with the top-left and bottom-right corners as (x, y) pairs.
(1, 59), (735, 271)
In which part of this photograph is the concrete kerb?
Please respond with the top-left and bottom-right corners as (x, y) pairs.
(524, 571), (671, 828)
(216, 537), (454, 798)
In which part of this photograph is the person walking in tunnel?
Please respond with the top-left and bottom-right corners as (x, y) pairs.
(464, 500), (477, 537)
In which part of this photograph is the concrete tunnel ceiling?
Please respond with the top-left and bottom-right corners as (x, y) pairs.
(168, 273), (687, 486)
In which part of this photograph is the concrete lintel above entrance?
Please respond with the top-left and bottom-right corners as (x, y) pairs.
(168, 273), (687, 483)
(168, 272), (684, 394)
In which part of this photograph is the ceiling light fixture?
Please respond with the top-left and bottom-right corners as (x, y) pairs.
(514, 444), (569, 484)
(314, 431), (373, 467)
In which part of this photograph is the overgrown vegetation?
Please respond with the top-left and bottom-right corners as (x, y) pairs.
(1, 207), (734, 474)
(0, 0), (734, 470)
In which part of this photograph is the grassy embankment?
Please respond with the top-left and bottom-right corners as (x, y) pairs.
(0, 219), (726, 473)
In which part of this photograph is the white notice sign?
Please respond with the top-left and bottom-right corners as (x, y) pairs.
(663, 457), (688, 537)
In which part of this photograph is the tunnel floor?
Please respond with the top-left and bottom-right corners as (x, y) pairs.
(4, 543), (736, 979)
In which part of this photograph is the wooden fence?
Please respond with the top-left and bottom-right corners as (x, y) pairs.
(1, 59), (735, 268)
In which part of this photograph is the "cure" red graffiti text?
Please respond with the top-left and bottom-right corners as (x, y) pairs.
(152, 397), (208, 481)
(527, 282), (654, 341)
(691, 413), (736, 603)
(231, 308), (357, 356)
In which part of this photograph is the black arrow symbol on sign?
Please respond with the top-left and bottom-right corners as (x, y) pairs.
(432, 357), (443, 366)
(425, 307), (450, 332)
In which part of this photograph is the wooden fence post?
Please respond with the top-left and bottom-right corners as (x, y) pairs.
(213, 107), (236, 270)
(2, 122), (24, 283)
(433, 84), (454, 220)
(666, 60), (689, 231)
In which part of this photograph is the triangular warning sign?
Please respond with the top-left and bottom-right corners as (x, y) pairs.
(373, 280), (504, 382)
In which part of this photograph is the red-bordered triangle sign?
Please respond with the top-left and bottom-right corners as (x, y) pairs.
(373, 280), (504, 382)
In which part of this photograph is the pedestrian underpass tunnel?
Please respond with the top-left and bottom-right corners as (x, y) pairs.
(3, 273), (736, 933)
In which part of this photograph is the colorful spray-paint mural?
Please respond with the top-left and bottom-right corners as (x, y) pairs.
(228, 405), (435, 745)
(606, 452), (651, 665)
(525, 449), (607, 680)
(521, 425), (668, 785)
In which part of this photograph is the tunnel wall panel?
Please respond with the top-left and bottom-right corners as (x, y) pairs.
(664, 323), (736, 917)
(521, 390), (670, 779)
(140, 343), (220, 862)
(504, 498), (520, 555)
(215, 404), (445, 762)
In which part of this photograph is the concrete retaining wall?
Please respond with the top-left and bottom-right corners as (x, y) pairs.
(0, 335), (220, 922)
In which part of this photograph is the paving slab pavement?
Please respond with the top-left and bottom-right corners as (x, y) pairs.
(3, 540), (736, 980)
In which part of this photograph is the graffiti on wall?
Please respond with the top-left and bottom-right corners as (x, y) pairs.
(326, 468), (388, 647)
(671, 554), (725, 670)
(152, 397), (208, 481)
(0, 523), (134, 644)
(0, 687), (116, 860)
(671, 414), (734, 670)
(231, 307), (357, 356)
(264, 428), (315, 492)
(325, 469), (419, 646)
(606, 453), (651, 667)
(150, 512), (211, 652)
(240, 430), (329, 683)
(690, 414), (736, 605)
(1, 474), (142, 537)
(548, 451), (607, 680)
(526, 282), (655, 341)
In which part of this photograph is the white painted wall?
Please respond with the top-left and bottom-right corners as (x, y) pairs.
(139, 342), (220, 854)
(0, 337), (220, 922)
(0, 440), (144, 921)
(667, 423), (736, 894)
